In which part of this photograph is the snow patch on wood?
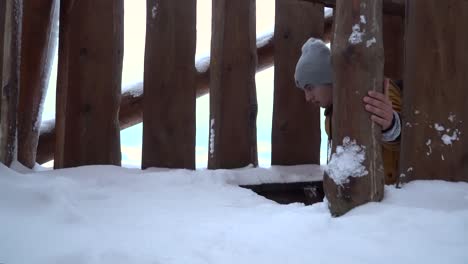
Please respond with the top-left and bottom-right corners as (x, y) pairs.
(151, 4), (158, 19)
(434, 123), (445, 131)
(325, 137), (368, 186)
(366, 37), (376, 48)
(442, 129), (460, 145)
(209, 119), (215, 157)
(426, 139), (432, 156)
(349, 24), (365, 45)
(448, 113), (456, 122)
(360, 15), (367, 24)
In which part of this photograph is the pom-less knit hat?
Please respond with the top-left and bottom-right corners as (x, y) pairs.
(294, 37), (332, 90)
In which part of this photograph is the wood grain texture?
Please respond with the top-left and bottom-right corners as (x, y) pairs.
(0, 0), (22, 166)
(399, 0), (468, 183)
(17, 0), (58, 168)
(142, 0), (196, 169)
(271, 0), (323, 165)
(55, 0), (123, 168)
(325, 0), (385, 216)
(208, 0), (258, 169)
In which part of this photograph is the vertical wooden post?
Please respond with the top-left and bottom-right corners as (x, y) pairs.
(324, 0), (385, 216)
(400, 1), (468, 183)
(383, 14), (404, 80)
(17, 0), (58, 168)
(55, 0), (123, 168)
(208, 0), (258, 169)
(142, 0), (197, 170)
(0, 0), (22, 166)
(271, 0), (323, 166)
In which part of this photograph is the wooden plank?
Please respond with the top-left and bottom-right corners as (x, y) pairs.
(17, 0), (58, 168)
(324, 0), (385, 216)
(55, 0), (123, 168)
(0, 0), (22, 166)
(142, 0), (196, 169)
(399, 0), (468, 183)
(271, 0), (323, 165)
(208, 0), (257, 169)
(383, 14), (404, 80)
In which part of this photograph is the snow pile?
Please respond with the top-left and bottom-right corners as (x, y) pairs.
(1, 164), (468, 264)
(325, 137), (368, 185)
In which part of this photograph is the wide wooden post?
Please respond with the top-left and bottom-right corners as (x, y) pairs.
(325, 0), (385, 216)
(142, 0), (197, 170)
(399, 1), (468, 183)
(208, 0), (258, 169)
(55, 0), (123, 168)
(17, 0), (58, 168)
(0, 0), (22, 166)
(271, 0), (323, 166)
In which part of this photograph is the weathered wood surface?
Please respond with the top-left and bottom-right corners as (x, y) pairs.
(271, 0), (323, 165)
(208, 0), (258, 169)
(383, 14), (404, 80)
(36, 17), (335, 165)
(17, 0), (58, 168)
(0, 0), (22, 166)
(142, 0), (196, 169)
(399, 0), (468, 183)
(55, 0), (123, 168)
(325, 0), (385, 216)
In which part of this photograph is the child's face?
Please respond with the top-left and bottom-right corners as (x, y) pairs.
(303, 84), (333, 108)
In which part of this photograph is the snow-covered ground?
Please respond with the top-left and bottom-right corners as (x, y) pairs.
(1, 163), (467, 264)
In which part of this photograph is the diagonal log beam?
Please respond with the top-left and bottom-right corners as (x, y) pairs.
(37, 15), (334, 165)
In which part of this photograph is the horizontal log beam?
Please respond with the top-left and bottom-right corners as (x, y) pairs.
(37, 16), (335, 165)
(303, 0), (405, 16)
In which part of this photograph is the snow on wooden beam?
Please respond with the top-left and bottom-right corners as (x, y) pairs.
(54, 0), (123, 168)
(324, 0), (385, 216)
(399, 0), (468, 183)
(142, 0), (196, 170)
(271, 0), (323, 165)
(208, 0), (258, 169)
(17, 0), (58, 168)
(0, 0), (22, 167)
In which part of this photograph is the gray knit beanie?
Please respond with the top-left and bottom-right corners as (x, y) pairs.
(294, 37), (332, 89)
